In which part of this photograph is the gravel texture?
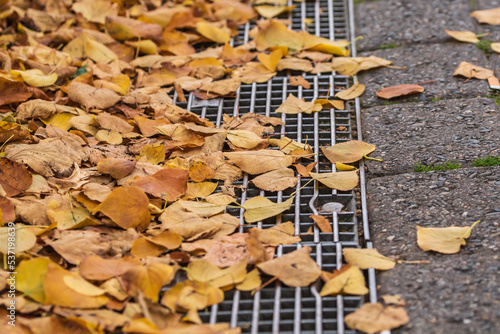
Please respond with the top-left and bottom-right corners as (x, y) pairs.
(357, 43), (490, 107)
(355, 0), (476, 51)
(362, 97), (500, 176)
(367, 167), (500, 334)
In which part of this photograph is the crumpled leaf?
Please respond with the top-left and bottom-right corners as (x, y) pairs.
(319, 265), (369, 296)
(452, 61), (494, 80)
(251, 168), (298, 192)
(93, 186), (151, 231)
(444, 30), (479, 43)
(243, 196), (294, 223)
(344, 302), (409, 334)
(376, 84), (425, 99)
(256, 246), (321, 287)
(13, 69), (58, 87)
(322, 140), (376, 164)
(186, 260), (247, 288)
(342, 248), (395, 270)
(470, 7), (500, 25)
(416, 220), (480, 254)
(276, 94), (322, 114)
(0, 158), (32, 197)
(335, 83), (365, 100)
(68, 82), (121, 110)
(0, 120), (30, 143)
(0, 224), (36, 254)
(224, 149), (293, 175)
(309, 171), (359, 191)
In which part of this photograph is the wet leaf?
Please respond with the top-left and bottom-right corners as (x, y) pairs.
(276, 94), (322, 114)
(243, 196), (294, 223)
(335, 83), (365, 100)
(309, 171), (359, 191)
(342, 248), (396, 270)
(444, 30), (479, 43)
(322, 140), (376, 163)
(453, 61), (494, 80)
(319, 265), (369, 296)
(344, 302), (409, 334)
(416, 220), (480, 254)
(257, 246), (321, 287)
(470, 7), (500, 25)
(0, 158), (32, 197)
(376, 84), (425, 99)
(72, 0), (118, 24)
(93, 186), (151, 231)
(251, 168), (298, 192)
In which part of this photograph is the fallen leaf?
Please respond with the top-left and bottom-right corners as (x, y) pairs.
(336, 162), (356, 171)
(470, 7), (500, 25)
(255, 20), (303, 53)
(310, 215), (333, 233)
(0, 158), (32, 197)
(63, 32), (118, 64)
(452, 61), (494, 79)
(0, 77), (32, 105)
(93, 186), (151, 231)
(72, 0), (119, 24)
(444, 30), (480, 43)
(186, 260), (247, 288)
(301, 32), (349, 56)
(314, 98), (345, 110)
(376, 84), (425, 99)
(276, 94), (322, 114)
(331, 56), (392, 76)
(236, 268), (262, 291)
(255, 5), (295, 18)
(243, 196), (294, 223)
(16, 257), (53, 303)
(161, 280), (224, 315)
(322, 140), (376, 163)
(122, 262), (177, 302)
(105, 16), (162, 41)
(294, 162), (317, 177)
(130, 168), (188, 200)
(309, 171), (359, 191)
(491, 42), (500, 53)
(227, 130), (263, 149)
(250, 221), (301, 246)
(224, 149), (293, 174)
(0, 197), (15, 225)
(196, 20), (231, 44)
(382, 294), (406, 306)
(97, 158), (136, 179)
(276, 57), (313, 72)
(67, 82), (121, 110)
(289, 76), (311, 89)
(251, 168), (298, 192)
(189, 162), (216, 182)
(256, 246), (321, 287)
(139, 143), (166, 165)
(13, 69), (58, 87)
(0, 120), (30, 143)
(335, 83), (365, 100)
(344, 302), (409, 334)
(79, 255), (140, 281)
(319, 265), (369, 296)
(257, 48), (285, 72)
(343, 248), (396, 270)
(0, 224), (37, 254)
(416, 220), (480, 254)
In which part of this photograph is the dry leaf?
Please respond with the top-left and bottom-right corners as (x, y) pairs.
(335, 83), (365, 100)
(97, 158), (136, 179)
(289, 76), (311, 89)
(309, 171), (359, 191)
(453, 61), (494, 80)
(322, 140), (376, 164)
(0, 77), (32, 106)
(255, 5), (295, 18)
(470, 7), (500, 25)
(121, 262), (177, 302)
(416, 220), (480, 254)
(444, 30), (480, 43)
(243, 196), (294, 223)
(256, 246), (321, 287)
(224, 149), (293, 174)
(186, 260), (247, 288)
(251, 168), (298, 192)
(0, 158), (32, 197)
(319, 265), (369, 296)
(276, 94), (322, 114)
(255, 20), (303, 53)
(314, 98), (345, 110)
(342, 248), (396, 270)
(13, 69), (58, 87)
(331, 56), (392, 76)
(68, 82), (121, 110)
(0, 197), (15, 225)
(0, 224), (36, 254)
(16, 257), (53, 303)
(129, 168), (188, 200)
(310, 215), (332, 233)
(491, 42), (500, 53)
(93, 186), (151, 231)
(345, 303), (409, 334)
(226, 130), (263, 149)
(382, 294), (406, 306)
(376, 84), (425, 99)
(250, 221), (301, 246)
(236, 268), (262, 291)
(257, 48), (285, 72)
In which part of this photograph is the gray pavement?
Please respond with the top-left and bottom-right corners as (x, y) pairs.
(367, 168), (500, 334)
(355, 1), (500, 333)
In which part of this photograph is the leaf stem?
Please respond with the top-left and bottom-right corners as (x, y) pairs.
(363, 155), (383, 162)
(254, 276), (278, 293)
(461, 220), (481, 238)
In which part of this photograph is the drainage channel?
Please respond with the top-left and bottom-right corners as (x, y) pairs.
(172, 0), (377, 333)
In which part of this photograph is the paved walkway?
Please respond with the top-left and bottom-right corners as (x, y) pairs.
(355, 1), (500, 333)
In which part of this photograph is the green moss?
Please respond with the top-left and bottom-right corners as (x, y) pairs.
(476, 39), (493, 54)
(414, 162), (462, 172)
(486, 92), (500, 106)
(431, 97), (442, 102)
(472, 156), (500, 167)
(377, 43), (397, 50)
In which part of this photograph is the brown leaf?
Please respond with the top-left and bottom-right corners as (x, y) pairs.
(251, 168), (298, 192)
(444, 30), (480, 43)
(79, 255), (140, 281)
(0, 77), (32, 106)
(256, 246), (321, 287)
(276, 94), (322, 114)
(224, 149), (293, 175)
(0, 196), (15, 225)
(0, 158), (32, 197)
(67, 82), (121, 110)
(250, 221), (301, 246)
(105, 16), (162, 41)
(129, 168), (188, 200)
(344, 302), (409, 334)
(335, 83), (366, 100)
(376, 84), (425, 99)
(93, 186), (151, 231)
(121, 262), (177, 302)
(452, 61), (494, 80)
(97, 158), (137, 179)
(289, 76), (311, 89)
(310, 215), (333, 233)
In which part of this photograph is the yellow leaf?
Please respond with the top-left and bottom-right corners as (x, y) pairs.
(255, 5), (296, 18)
(335, 83), (366, 100)
(276, 93), (322, 114)
(12, 69), (57, 87)
(41, 113), (75, 131)
(72, 0), (118, 24)
(255, 20), (304, 53)
(309, 170), (358, 191)
(16, 257), (53, 303)
(301, 32), (349, 56)
(345, 302), (409, 334)
(444, 30), (480, 43)
(139, 143), (165, 164)
(126, 40), (159, 55)
(319, 265), (369, 296)
(250, 221), (301, 246)
(314, 98), (345, 110)
(257, 246), (321, 287)
(47, 204), (100, 230)
(470, 7), (500, 25)
(491, 42), (500, 53)
(243, 196), (294, 223)
(122, 262), (178, 302)
(95, 129), (123, 145)
(196, 20), (231, 44)
(332, 56), (392, 76)
(95, 74), (131, 95)
(63, 275), (106, 296)
(257, 48), (285, 71)
(416, 220), (480, 254)
(342, 248), (396, 270)
(251, 167), (298, 192)
(161, 280), (224, 313)
(178, 199), (227, 217)
(322, 140), (376, 163)
(227, 130), (263, 149)
(336, 162), (356, 171)
(0, 224), (36, 253)
(63, 32), (118, 64)
(184, 182), (218, 199)
(453, 61), (494, 79)
(186, 260), (247, 288)
(224, 149), (293, 175)
(236, 268), (262, 291)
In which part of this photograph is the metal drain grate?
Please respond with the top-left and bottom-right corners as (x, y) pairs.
(172, 1), (378, 333)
